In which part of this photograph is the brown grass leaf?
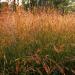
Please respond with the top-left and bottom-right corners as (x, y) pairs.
(53, 44), (64, 53)
(43, 63), (50, 74)
(32, 54), (41, 64)
(15, 60), (20, 75)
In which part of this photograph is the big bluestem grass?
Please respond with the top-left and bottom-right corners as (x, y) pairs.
(0, 8), (75, 74)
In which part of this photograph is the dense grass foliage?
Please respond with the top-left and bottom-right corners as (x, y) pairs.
(0, 8), (75, 74)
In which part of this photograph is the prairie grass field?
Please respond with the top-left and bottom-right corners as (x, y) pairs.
(0, 7), (75, 74)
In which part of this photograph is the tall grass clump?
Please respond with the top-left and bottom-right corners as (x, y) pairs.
(0, 8), (75, 74)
